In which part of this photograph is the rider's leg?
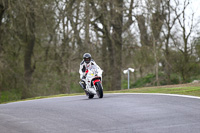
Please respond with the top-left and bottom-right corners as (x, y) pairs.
(79, 79), (86, 90)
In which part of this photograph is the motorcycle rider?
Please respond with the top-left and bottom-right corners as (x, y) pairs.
(79, 53), (101, 90)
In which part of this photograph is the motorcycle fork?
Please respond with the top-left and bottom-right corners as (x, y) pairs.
(93, 83), (97, 91)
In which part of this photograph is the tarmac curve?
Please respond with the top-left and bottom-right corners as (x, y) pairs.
(0, 93), (200, 133)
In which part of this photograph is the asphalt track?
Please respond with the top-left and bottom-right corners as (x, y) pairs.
(0, 93), (200, 133)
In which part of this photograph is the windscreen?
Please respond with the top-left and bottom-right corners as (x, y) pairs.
(88, 65), (97, 70)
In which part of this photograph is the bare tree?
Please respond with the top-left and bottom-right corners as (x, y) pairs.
(162, 0), (181, 84)
(174, 0), (194, 81)
(136, 0), (166, 85)
(90, 0), (135, 90)
(150, 0), (166, 86)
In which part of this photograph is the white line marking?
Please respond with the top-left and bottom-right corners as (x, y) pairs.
(109, 93), (200, 99)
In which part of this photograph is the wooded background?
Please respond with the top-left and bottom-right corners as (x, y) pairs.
(0, 0), (200, 102)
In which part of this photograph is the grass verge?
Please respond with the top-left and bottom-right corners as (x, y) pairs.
(1, 83), (200, 104)
(107, 83), (200, 97)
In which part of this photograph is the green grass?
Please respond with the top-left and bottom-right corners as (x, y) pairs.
(107, 84), (200, 97)
(1, 83), (200, 104)
(0, 93), (85, 104)
(0, 89), (21, 103)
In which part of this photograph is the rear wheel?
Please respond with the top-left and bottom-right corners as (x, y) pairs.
(96, 82), (103, 98)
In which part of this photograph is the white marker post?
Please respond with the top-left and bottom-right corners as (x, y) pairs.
(123, 68), (135, 89)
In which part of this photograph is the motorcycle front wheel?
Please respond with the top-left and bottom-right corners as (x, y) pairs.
(96, 82), (103, 98)
(84, 90), (94, 99)
(88, 93), (94, 99)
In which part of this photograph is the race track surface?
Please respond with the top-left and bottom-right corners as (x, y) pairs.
(0, 93), (200, 133)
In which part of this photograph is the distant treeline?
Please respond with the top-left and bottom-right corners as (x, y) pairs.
(0, 0), (200, 102)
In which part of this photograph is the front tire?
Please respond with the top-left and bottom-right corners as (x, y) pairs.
(84, 90), (94, 99)
(88, 94), (94, 99)
(96, 82), (103, 98)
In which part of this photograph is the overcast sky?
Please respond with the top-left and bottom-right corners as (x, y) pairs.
(188, 0), (200, 21)
(190, 0), (200, 13)
(188, 0), (200, 34)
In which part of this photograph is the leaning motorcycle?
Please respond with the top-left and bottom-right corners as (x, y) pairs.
(82, 65), (103, 99)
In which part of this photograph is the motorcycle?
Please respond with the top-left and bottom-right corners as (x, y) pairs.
(80, 65), (103, 99)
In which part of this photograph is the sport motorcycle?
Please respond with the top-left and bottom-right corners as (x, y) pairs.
(80, 65), (103, 99)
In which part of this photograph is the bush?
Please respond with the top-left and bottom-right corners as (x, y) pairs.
(0, 89), (21, 103)
(170, 74), (180, 84)
(122, 79), (128, 89)
(130, 73), (182, 88)
(131, 73), (155, 88)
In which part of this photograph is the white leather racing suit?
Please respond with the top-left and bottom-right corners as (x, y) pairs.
(79, 59), (101, 79)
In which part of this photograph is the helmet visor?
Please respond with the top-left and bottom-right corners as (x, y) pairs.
(84, 58), (91, 63)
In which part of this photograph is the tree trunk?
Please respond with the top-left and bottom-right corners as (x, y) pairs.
(111, 0), (123, 90)
(85, 0), (91, 52)
(164, 0), (171, 84)
(153, 36), (160, 86)
(102, 35), (112, 90)
(150, 5), (165, 86)
(23, 0), (36, 98)
(165, 40), (171, 84)
(0, 2), (6, 93)
(136, 15), (149, 46)
(0, 1), (7, 56)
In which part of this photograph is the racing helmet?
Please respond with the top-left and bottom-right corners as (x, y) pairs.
(83, 53), (91, 64)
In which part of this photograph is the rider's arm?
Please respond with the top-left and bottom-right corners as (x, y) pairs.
(91, 61), (101, 70)
(79, 61), (85, 79)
